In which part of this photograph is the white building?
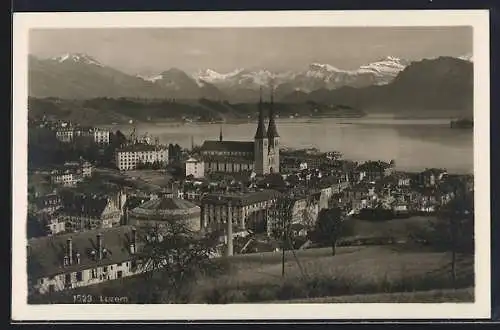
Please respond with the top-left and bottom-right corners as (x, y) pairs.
(55, 126), (110, 145)
(28, 226), (145, 295)
(50, 170), (80, 187)
(55, 127), (74, 143)
(93, 128), (110, 145)
(115, 144), (168, 171)
(185, 157), (205, 178)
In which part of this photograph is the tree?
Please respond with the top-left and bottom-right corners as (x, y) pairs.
(434, 189), (474, 286)
(133, 220), (224, 303)
(311, 207), (353, 256)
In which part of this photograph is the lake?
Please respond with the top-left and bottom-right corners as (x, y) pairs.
(102, 117), (473, 174)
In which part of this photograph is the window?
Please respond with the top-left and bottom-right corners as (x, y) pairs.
(65, 273), (71, 284)
(91, 269), (97, 279)
(103, 266), (108, 272)
(76, 271), (83, 282)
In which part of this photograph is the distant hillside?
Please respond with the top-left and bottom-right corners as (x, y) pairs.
(28, 54), (225, 100)
(27, 97), (365, 126)
(281, 57), (473, 118)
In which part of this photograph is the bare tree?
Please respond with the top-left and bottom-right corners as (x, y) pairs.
(134, 219), (223, 303)
(435, 187), (474, 287)
(268, 195), (307, 278)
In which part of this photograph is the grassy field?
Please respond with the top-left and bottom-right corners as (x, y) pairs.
(196, 245), (472, 290)
(29, 245), (474, 304)
(272, 287), (474, 303)
(346, 216), (435, 240)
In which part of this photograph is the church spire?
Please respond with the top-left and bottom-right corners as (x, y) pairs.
(254, 86), (267, 139)
(267, 85), (279, 139)
(219, 126), (223, 142)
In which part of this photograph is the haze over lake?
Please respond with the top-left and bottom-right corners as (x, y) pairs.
(104, 117), (473, 174)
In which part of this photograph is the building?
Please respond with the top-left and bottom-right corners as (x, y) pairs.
(50, 169), (81, 187)
(200, 189), (281, 234)
(264, 192), (321, 237)
(185, 157), (205, 179)
(357, 161), (393, 183)
(35, 193), (62, 214)
(128, 197), (201, 232)
(58, 192), (123, 233)
(49, 161), (92, 187)
(55, 127), (74, 143)
(200, 88), (280, 176)
(55, 126), (110, 145)
(28, 226), (144, 295)
(93, 128), (110, 145)
(115, 143), (168, 171)
(417, 168), (448, 187)
(38, 212), (67, 236)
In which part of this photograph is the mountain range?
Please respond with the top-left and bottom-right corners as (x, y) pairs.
(28, 52), (473, 117)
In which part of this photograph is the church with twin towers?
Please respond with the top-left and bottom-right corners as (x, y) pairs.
(200, 87), (280, 176)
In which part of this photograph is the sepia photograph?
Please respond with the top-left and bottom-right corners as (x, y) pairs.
(12, 10), (490, 320)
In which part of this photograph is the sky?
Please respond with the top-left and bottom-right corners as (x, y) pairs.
(29, 27), (472, 75)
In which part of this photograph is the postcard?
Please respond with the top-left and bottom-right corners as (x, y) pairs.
(12, 10), (490, 321)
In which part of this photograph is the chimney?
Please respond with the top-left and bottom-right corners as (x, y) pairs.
(97, 233), (103, 260)
(130, 227), (137, 254)
(75, 252), (81, 264)
(66, 238), (73, 265)
(226, 202), (233, 257)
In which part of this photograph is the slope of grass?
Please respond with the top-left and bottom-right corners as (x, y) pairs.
(28, 245), (474, 304)
(272, 287), (474, 303)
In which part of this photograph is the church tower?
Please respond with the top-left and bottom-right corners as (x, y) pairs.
(254, 87), (268, 176)
(267, 87), (280, 174)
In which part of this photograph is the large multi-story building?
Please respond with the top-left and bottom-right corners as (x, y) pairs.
(200, 89), (280, 176)
(185, 157), (205, 178)
(115, 144), (168, 171)
(93, 128), (110, 145)
(49, 160), (92, 187)
(55, 126), (110, 145)
(200, 189), (281, 234)
(28, 226), (144, 295)
(57, 191), (126, 233)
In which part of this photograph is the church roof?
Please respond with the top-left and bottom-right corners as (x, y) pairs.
(201, 140), (254, 153)
(254, 96), (267, 139)
(267, 94), (279, 138)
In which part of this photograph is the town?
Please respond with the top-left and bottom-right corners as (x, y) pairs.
(27, 91), (474, 303)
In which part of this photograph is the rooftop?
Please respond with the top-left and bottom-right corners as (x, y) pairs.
(116, 143), (167, 152)
(129, 197), (200, 219)
(201, 189), (281, 206)
(201, 140), (254, 153)
(28, 225), (138, 279)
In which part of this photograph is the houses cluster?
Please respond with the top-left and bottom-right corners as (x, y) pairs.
(336, 167), (470, 216)
(47, 121), (111, 145)
(49, 160), (93, 187)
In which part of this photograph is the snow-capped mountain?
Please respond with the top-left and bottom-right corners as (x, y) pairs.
(51, 53), (104, 67)
(458, 53), (473, 62)
(136, 74), (163, 83)
(192, 56), (410, 97)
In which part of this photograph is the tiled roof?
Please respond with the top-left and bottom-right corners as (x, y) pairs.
(357, 161), (391, 172)
(201, 140), (254, 153)
(201, 189), (282, 206)
(201, 154), (254, 162)
(28, 226), (139, 279)
(59, 191), (113, 218)
(129, 197), (200, 219)
(116, 143), (167, 152)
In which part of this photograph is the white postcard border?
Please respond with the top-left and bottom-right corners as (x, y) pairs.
(12, 10), (490, 321)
